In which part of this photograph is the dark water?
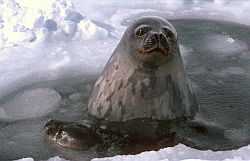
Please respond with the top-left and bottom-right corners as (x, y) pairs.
(0, 19), (250, 161)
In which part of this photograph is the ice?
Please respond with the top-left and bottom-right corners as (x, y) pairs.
(227, 38), (235, 44)
(72, 0), (250, 28)
(0, 88), (61, 121)
(69, 92), (83, 102)
(2, 0), (250, 47)
(13, 144), (250, 161)
(0, 38), (115, 99)
(64, 21), (77, 36)
(0, 0), (108, 47)
(15, 156), (69, 161)
(91, 144), (250, 161)
(0, 0), (250, 160)
(44, 19), (58, 31)
(6, 30), (36, 44)
(78, 19), (108, 40)
(14, 158), (34, 161)
(10, 144), (250, 161)
(204, 34), (248, 56)
(47, 156), (69, 161)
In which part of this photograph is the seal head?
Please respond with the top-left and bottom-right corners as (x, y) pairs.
(127, 17), (177, 65)
(44, 120), (102, 149)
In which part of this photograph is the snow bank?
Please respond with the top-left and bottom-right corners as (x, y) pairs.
(17, 144), (250, 161)
(1, 0), (250, 48)
(0, 0), (108, 48)
(91, 144), (250, 161)
(72, 0), (250, 36)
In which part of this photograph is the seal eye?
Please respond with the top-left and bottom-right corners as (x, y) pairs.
(135, 26), (151, 37)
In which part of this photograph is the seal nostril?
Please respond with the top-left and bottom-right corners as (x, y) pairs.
(159, 33), (166, 41)
(153, 33), (159, 43)
(159, 34), (164, 40)
(158, 33), (168, 46)
(153, 33), (165, 44)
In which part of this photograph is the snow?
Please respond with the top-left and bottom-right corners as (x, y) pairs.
(78, 19), (108, 40)
(0, 0), (108, 47)
(2, 0), (250, 48)
(46, 156), (69, 161)
(16, 144), (250, 161)
(227, 38), (235, 44)
(14, 158), (34, 161)
(15, 156), (69, 161)
(0, 0), (250, 161)
(90, 144), (250, 161)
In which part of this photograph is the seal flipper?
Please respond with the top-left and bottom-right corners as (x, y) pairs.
(44, 120), (102, 149)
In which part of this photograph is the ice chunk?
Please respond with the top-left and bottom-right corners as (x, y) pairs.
(47, 156), (69, 161)
(15, 156), (69, 161)
(64, 21), (77, 36)
(0, 88), (61, 121)
(205, 34), (248, 56)
(44, 19), (57, 31)
(61, 7), (83, 22)
(5, 30), (36, 43)
(78, 19), (108, 40)
(69, 92), (83, 101)
(227, 38), (235, 43)
(99, 125), (107, 130)
(14, 158), (34, 161)
(22, 9), (44, 29)
(0, 0), (85, 46)
(35, 28), (50, 42)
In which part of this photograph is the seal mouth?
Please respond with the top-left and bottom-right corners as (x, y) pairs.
(145, 47), (169, 56)
(137, 47), (171, 61)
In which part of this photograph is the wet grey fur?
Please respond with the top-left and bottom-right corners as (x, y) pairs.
(87, 16), (199, 122)
(44, 120), (102, 149)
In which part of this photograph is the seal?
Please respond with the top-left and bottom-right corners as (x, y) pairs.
(44, 16), (199, 149)
(44, 120), (102, 149)
(87, 16), (199, 121)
